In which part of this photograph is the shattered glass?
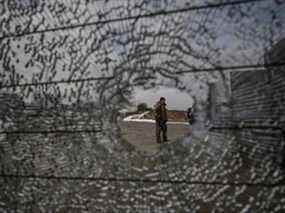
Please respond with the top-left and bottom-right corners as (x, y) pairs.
(0, 0), (284, 212)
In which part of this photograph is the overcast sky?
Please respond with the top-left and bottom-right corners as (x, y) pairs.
(133, 86), (193, 110)
(3, 0), (284, 109)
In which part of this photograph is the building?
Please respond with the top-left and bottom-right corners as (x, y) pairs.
(229, 39), (285, 167)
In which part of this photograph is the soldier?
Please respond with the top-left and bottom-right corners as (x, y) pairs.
(187, 107), (195, 125)
(186, 107), (194, 136)
(155, 97), (168, 143)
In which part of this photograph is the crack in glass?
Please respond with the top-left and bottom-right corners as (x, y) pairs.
(0, 0), (284, 212)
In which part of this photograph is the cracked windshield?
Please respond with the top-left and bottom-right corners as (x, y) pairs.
(0, 0), (285, 212)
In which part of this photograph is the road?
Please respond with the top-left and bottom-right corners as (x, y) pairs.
(120, 121), (190, 154)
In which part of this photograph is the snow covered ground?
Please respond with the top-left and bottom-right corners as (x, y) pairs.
(123, 112), (189, 125)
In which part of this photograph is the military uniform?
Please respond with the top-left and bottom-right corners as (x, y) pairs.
(155, 102), (168, 143)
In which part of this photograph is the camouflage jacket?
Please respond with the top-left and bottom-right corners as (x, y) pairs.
(155, 102), (168, 122)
